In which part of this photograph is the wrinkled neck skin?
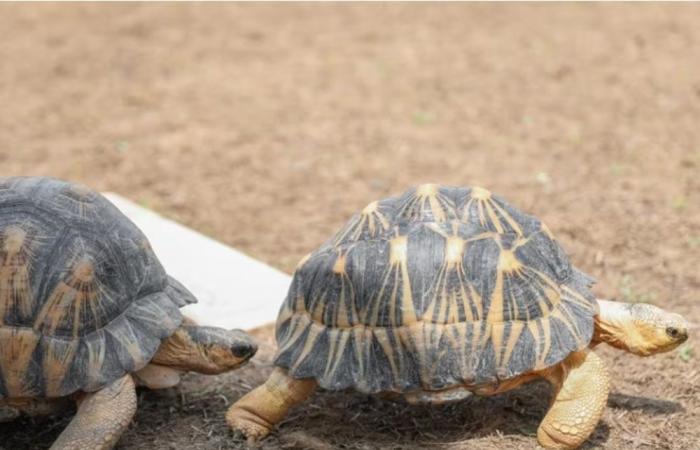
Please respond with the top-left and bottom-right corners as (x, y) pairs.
(593, 300), (638, 352)
(151, 325), (254, 374)
(593, 299), (687, 356)
(152, 327), (216, 373)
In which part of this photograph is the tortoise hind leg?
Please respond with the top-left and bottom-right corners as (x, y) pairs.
(538, 350), (610, 449)
(0, 397), (71, 422)
(227, 368), (316, 442)
(50, 374), (136, 450)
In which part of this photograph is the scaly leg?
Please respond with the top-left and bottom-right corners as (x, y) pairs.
(538, 350), (610, 449)
(50, 374), (137, 450)
(226, 368), (316, 442)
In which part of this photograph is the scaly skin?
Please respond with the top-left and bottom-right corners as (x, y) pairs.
(537, 350), (610, 449)
(50, 375), (136, 450)
(226, 367), (316, 442)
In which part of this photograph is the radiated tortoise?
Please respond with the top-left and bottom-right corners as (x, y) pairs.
(228, 184), (688, 449)
(0, 177), (257, 449)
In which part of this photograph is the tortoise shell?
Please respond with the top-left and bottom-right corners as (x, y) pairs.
(275, 184), (598, 394)
(0, 177), (195, 399)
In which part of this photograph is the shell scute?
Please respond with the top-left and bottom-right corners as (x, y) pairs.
(393, 184), (458, 224)
(32, 233), (129, 338)
(275, 185), (597, 394)
(330, 197), (397, 247)
(0, 177), (192, 399)
(514, 230), (572, 283)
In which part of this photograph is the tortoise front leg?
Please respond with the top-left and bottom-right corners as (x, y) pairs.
(538, 350), (610, 449)
(226, 367), (316, 442)
(50, 374), (136, 450)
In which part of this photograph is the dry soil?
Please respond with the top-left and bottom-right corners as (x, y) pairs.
(0, 4), (698, 450)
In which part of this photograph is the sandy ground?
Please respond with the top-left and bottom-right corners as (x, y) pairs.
(0, 3), (698, 449)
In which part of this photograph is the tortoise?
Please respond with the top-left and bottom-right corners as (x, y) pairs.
(0, 176), (257, 449)
(227, 184), (689, 449)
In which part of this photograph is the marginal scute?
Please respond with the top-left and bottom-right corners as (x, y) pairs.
(42, 338), (79, 397)
(275, 185), (597, 394)
(0, 224), (36, 327)
(0, 328), (41, 397)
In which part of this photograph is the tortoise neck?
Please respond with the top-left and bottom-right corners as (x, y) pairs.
(592, 300), (635, 352)
(152, 324), (256, 374)
(151, 326), (212, 372)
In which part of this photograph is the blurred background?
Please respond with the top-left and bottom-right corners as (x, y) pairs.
(0, 3), (698, 449)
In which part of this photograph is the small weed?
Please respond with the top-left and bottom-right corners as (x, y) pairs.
(609, 163), (626, 176)
(687, 236), (700, 248)
(671, 195), (687, 211)
(678, 344), (694, 363)
(535, 171), (551, 186)
(115, 140), (130, 153)
(413, 111), (436, 126)
(567, 125), (583, 145)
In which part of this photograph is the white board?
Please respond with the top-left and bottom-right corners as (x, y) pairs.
(103, 193), (290, 330)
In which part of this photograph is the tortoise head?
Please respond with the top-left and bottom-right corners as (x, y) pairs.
(153, 325), (258, 374)
(595, 300), (689, 356)
(625, 303), (689, 355)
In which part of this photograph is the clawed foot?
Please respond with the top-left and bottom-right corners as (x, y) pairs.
(226, 368), (317, 445)
(226, 405), (273, 444)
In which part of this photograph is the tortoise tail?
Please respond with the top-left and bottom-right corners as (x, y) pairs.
(164, 276), (198, 307)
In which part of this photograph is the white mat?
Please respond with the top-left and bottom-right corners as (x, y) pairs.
(103, 193), (290, 330)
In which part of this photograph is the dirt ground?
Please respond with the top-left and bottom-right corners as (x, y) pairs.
(0, 3), (698, 449)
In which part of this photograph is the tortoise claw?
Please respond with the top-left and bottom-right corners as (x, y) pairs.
(230, 429), (245, 441)
(227, 405), (272, 444)
(230, 429), (263, 449)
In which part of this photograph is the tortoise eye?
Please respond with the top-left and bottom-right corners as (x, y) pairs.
(666, 327), (680, 338)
